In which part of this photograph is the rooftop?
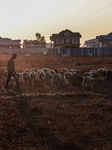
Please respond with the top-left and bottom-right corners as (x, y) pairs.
(0, 37), (21, 45)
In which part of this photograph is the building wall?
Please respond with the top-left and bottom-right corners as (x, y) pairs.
(85, 35), (112, 48)
(85, 39), (99, 48)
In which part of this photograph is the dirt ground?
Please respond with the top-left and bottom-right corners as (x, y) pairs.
(0, 54), (112, 150)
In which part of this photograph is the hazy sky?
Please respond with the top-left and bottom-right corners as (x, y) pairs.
(0, 0), (112, 45)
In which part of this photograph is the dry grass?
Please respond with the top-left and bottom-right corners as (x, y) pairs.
(0, 54), (112, 150)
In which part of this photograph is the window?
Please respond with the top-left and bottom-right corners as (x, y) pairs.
(66, 39), (70, 43)
(72, 39), (78, 44)
(56, 39), (64, 44)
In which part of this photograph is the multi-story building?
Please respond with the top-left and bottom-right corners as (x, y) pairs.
(84, 32), (112, 48)
(84, 38), (100, 48)
(50, 29), (81, 48)
(96, 32), (112, 47)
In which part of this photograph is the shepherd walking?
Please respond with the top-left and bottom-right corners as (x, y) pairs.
(5, 54), (19, 90)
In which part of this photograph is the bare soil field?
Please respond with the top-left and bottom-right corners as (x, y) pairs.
(0, 54), (112, 150)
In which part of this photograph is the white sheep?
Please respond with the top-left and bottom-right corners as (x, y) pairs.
(24, 69), (31, 73)
(37, 70), (46, 80)
(97, 68), (107, 77)
(5, 77), (18, 92)
(42, 68), (49, 73)
(22, 71), (31, 84)
(50, 70), (57, 75)
(16, 72), (23, 82)
(61, 68), (68, 73)
(30, 71), (36, 85)
(82, 76), (95, 90)
(2, 70), (8, 83)
(92, 70), (100, 78)
(50, 74), (64, 87)
(83, 71), (93, 77)
(23, 70), (36, 85)
(64, 71), (77, 85)
(69, 69), (80, 74)
(45, 71), (53, 81)
(8, 77), (16, 87)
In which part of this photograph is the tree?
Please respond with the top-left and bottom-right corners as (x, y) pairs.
(35, 32), (46, 44)
(40, 36), (46, 44)
(35, 32), (41, 42)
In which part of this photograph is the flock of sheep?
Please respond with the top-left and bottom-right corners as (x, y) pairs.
(1, 67), (112, 91)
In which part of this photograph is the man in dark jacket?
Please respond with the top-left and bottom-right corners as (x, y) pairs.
(5, 54), (19, 89)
